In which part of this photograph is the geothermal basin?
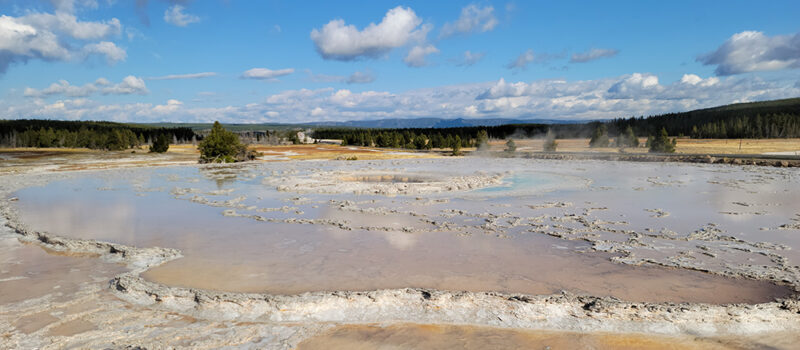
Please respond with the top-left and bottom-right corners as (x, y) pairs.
(2, 157), (800, 348)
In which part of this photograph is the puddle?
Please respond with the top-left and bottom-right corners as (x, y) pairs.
(0, 235), (126, 305)
(11, 159), (800, 304)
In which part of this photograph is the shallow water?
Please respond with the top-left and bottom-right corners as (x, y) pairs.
(297, 323), (793, 350)
(13, 158), (800, 303)
(0, 236), (125, 306)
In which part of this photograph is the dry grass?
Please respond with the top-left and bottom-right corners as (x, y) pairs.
(486, 138), (800, 155)
(164, 144), (201, 154)
(3, 138), (796, 175)
(674, 138), (800, 155)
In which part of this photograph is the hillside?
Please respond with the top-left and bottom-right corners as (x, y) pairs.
(609, 97), (800, 138)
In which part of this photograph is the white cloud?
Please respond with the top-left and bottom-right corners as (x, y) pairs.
(310, 6), (428, 61)
(0, 9), (124, 73)
(440, 4), (497, 38)
(680, 74), (719, 87)
(454, 50), (486, 66)
(700, 30), (800, 75)
(241, 68), (295, 80)
(152, 99), (183, 114)
(404, 44), (439, 67)
(24, 76), (148, 98)
(24, 79), (97, 98)
(147, 72), (218, 80)
(82, 41), (126, 64)
(310, 107), (325, 117)
(0, 15), (70, 72)
(606, 73), (661, 97)
(570, 48), (619, 63)
(163, 5), (201, 27)
(101, 76), (148, 95)
(21, 12), (121, 40)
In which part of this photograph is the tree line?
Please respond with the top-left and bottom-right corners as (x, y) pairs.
(608, 98), (800, 138)
(313, 125), (587, 150)
(0, 119), (195, 150)
(312, 98), (800, 151)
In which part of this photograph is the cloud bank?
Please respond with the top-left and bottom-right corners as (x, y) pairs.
(0, 7), (124, 73)
(24, 76), (149, 98)
(7, 72), (798, 124)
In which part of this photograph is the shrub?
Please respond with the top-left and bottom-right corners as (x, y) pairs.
(505, 139), (517, 153)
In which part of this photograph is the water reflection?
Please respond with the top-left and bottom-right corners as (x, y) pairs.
(12, 159), (799, 303)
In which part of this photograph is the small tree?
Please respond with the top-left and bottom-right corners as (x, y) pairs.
(589, 124), (610, 148)
(199, 121), (247, 163)
(150, 133), (170, 153)
(543, 130), (558, 152)
(475, 129), (489, 150)
(505, 138), (516, 153)
(649, 127), (676, 153)
(452, 135), (462, 156)
(617, 126), (639, 148)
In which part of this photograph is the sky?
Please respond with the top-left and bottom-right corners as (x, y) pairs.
(0, 0), (799, 123)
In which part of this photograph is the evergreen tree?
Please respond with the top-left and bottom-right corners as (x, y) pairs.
(476, 129), (489, 150)
(150, 133), (170, 153)
(649, 128), (676, 153)
(589, 124), (610, 148)
(452, 135), (462, 156)
(198, 121), (246, 163)
(617, 125), (639, 148)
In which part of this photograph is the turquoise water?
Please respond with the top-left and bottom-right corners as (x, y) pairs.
(475, 173), (559, 194)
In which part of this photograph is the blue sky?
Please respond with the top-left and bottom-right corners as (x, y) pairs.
(1, 0), (799, 123)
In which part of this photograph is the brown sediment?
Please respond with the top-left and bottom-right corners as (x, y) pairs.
(297, 323), (755, 350)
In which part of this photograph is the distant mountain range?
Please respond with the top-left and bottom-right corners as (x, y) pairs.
(307, 117), (588, 129)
